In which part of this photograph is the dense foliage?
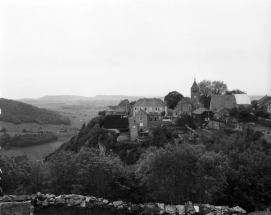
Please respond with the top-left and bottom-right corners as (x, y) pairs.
(1, 114), (271, 213)
(229, 106), (269, 122)
(164, 91), (184, 109)
(0, 98), (70, 125)
(0, 133), (58, 147)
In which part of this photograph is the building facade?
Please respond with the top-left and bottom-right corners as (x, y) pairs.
(132, 98), (167, 116)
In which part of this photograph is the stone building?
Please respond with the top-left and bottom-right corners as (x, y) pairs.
(173, 79), (203, 117)
(253, 95), (271, 114)
(129, 109), (149, 140)
(132, 98), (167, 116)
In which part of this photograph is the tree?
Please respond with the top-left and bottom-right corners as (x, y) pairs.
(198, 80), (228, 96)
(164, 91), (183, 109)
(198, 80), (212, 96)
(211, 81), (228, 95)
(226, 89), (246, 95)
(198, 80), (228, 108)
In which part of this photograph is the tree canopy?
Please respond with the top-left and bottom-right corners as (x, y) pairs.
(164, 91), (184, 109)
(226, 89), (246, 95)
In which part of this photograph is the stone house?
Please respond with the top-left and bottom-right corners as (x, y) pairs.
(253, 95), (271, 114)
(132, 98), (167, 117)
(129, 109), (171, 140)
(129, 109), (149, 140)
(213, 107), (229, 121)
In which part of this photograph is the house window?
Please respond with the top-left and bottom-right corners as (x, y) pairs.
(140, 123), (143, 127)
(154, 117), (157, 121)
(139, 117), (143, 121)
(134, 107), (136, 110)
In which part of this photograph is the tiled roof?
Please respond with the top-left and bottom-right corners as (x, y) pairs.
(210, 95), (236, 110)
(193, 108), (212, 114)
(215, 107), (226, 113)
(133, 98), (165, 107)
(234, 94), (251, 105)
(257, 95), (271, 106)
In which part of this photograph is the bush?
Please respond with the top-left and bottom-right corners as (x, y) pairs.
(0, 127), (7, 133)
(259, 117), (271, 128)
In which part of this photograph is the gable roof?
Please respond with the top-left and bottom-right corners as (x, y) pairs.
(210, 94), (251, 111)
(193, 108), (212, 114)
(133, 98), (165, 107)
(234, 94), (251, 105)
(257, 95), (271, 106)
(210, 95), (236, 110)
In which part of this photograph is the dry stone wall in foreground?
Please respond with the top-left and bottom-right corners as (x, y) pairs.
(0, 193), (247, 215)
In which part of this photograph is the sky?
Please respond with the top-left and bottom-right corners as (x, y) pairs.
(0, 0), (270, 100)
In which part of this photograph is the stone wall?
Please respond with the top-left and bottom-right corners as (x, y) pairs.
(0, 193), (247, 215)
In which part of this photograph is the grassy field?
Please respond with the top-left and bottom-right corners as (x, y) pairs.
(0, 99), (116, 159)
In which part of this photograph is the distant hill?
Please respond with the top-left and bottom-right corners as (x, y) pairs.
(38, 95), (92, 101)
(0, 98), (70, 125)
(21, 94), (162, 101)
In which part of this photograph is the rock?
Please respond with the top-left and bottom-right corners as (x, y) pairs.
(113, 200), (123, 207)
(55, 196), (65, 204)
(42, 199), (48, 206)
(103, 199), (109, 204)
(157, 203), (165, 214)
(143, 203), (160, 214)
(85, 197), (91, 203)
(165, 205), (176, 214)
(176, 205), (185, 215)
(80, 200), (86, 207)
(232, 206), (246, 213)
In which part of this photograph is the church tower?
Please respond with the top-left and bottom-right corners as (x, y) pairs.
(191, 78), (200, 101)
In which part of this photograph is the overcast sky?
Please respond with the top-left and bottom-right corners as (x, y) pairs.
(0, 0), (270, 99)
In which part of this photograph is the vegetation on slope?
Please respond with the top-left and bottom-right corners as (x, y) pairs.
(1, 113), (271, 212)
(0, 98), (70, 125)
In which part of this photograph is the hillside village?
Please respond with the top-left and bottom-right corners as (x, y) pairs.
(102, 79), (271, 144)
(1, 80), (271, 215)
